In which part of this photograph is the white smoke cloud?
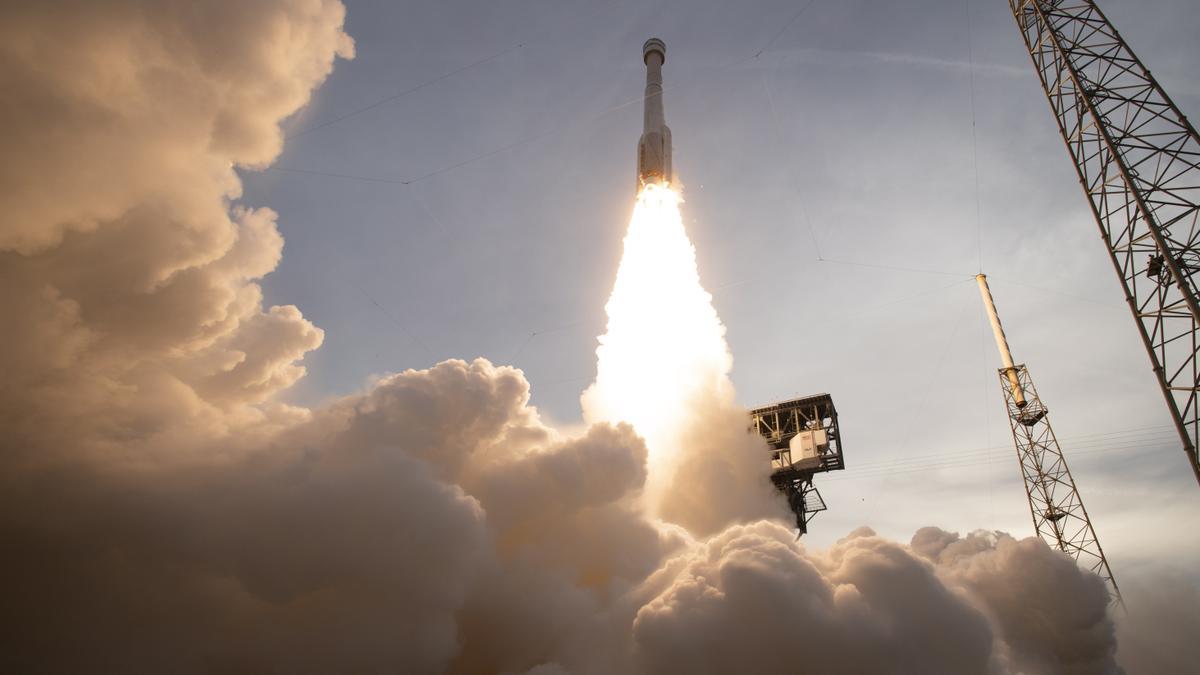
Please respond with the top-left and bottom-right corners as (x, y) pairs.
(0, 2), (1184, 674)
(1114, 573), (1200, 675)
(0, 0), (350, 468)
(913, 528), (1121, 675)
(0, 346), (1139, 675)
(635, 523), (996, 674)
(656, 395), (787, 536)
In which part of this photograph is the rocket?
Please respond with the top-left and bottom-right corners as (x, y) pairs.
(637, 38), (672, 187)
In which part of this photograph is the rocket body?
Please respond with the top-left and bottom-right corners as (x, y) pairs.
(637, 38), (672, 187)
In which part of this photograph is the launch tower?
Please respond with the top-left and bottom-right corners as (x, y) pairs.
(750, 394), (845, 535)
(977, 274), (1122, 605)
(1008, 0), (1200, 486)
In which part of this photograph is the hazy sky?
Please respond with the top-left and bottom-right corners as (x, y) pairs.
(242, 0), (1200, 566)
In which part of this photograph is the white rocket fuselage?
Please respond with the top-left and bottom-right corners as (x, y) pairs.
(637, 38), (672, 187)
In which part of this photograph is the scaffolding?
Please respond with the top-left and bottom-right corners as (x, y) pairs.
(1009, 0), (1200, 485)
(750, 394), (844, 535)
(996, 364), (1121, 605)
(978, 274), (1122, 605)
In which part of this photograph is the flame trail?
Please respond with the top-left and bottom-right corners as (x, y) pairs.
(582, 184), (734, 507)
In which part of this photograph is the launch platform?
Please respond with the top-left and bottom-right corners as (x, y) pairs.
(750, 393), (845, 535)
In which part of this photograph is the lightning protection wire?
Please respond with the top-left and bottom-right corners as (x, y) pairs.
(835, 425), (1178, 475)
(963, 0), (984, 274)
(285, 0), (629, 141)
(507, 318), (596, 364)
(269, 0), (827, 188)
(824, 434), (1176, 483)
(822, 426), (1179, 482)
(816, 257), (977, 278)
(761, 68), (825, 260)
(989, 275), (1124, 309)
(335, 272), (434, 361)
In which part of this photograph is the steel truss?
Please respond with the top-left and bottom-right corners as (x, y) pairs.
(750, 394), (844, 535)
(998, 364), (1122, 605)
(1009, 0), (1200, 485)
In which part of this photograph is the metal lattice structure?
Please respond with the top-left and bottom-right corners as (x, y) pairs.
(1009, 0), (1200, 486)
(998, 365), (1122, 604)
(750, 394), (844, 535)
(977, 274), (1122, 605)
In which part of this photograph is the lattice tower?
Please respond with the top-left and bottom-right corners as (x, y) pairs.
(1009, 0), (1200, 485)
(978, 275), (1122, 606)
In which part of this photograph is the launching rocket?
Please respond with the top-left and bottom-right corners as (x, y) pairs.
(637, 38), (672, 187)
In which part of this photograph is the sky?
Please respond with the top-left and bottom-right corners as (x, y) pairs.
(244, 0), (1200, 565)
(5, 1), (1199, 671)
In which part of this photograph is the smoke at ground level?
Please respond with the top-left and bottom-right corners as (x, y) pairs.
(0, 357), (1154, 675)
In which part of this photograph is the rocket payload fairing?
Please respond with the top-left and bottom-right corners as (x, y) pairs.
(637, 38), (672, 187)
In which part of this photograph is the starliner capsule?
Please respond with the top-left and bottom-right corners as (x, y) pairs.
(637, 38), (673, 187)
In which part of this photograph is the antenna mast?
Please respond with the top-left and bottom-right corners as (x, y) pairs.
(977, 275), (1122, 605)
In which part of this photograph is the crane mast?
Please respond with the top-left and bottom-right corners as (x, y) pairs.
(1008, 0), (1200, 486)
(977, 275), (1122, 606)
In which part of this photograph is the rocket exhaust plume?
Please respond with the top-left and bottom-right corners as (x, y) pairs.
(584, 38), (777, 529)
(582, 183), (733, 506)
(585, 36), (722, 506)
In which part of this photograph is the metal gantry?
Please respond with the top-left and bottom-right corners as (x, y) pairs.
(1009, 0), (1200, 485)
(750, 394), (844, 535)
(978, 275), (1122, 605)
(999, 366), (1122, 603)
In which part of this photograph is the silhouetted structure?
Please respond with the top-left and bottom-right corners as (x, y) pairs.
(1009, 0), (1200, 486)
(750, 394), (844, 535)
(977, 274), (1122, 606)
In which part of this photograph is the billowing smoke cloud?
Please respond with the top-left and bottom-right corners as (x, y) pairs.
(0, 2), (1182, 674)
(0, 0), (350, 466)
(1114, 574), (1200, 675)
(0, 353), (1134, 674)
(913, 528), (1120, 675)
(0, 358), (657, 673)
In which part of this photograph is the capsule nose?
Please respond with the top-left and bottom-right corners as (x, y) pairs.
(643, 37), (666, 65)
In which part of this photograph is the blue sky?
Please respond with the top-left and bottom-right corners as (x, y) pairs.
(240, 0), (1200, 565)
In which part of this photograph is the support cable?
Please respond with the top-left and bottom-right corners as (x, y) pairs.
(964, 0), (984, 273)
(286, 0), (627, 140)
(269, 1), (826, 188)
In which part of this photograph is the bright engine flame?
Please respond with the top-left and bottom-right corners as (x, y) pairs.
(582, 183), (733, 504)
